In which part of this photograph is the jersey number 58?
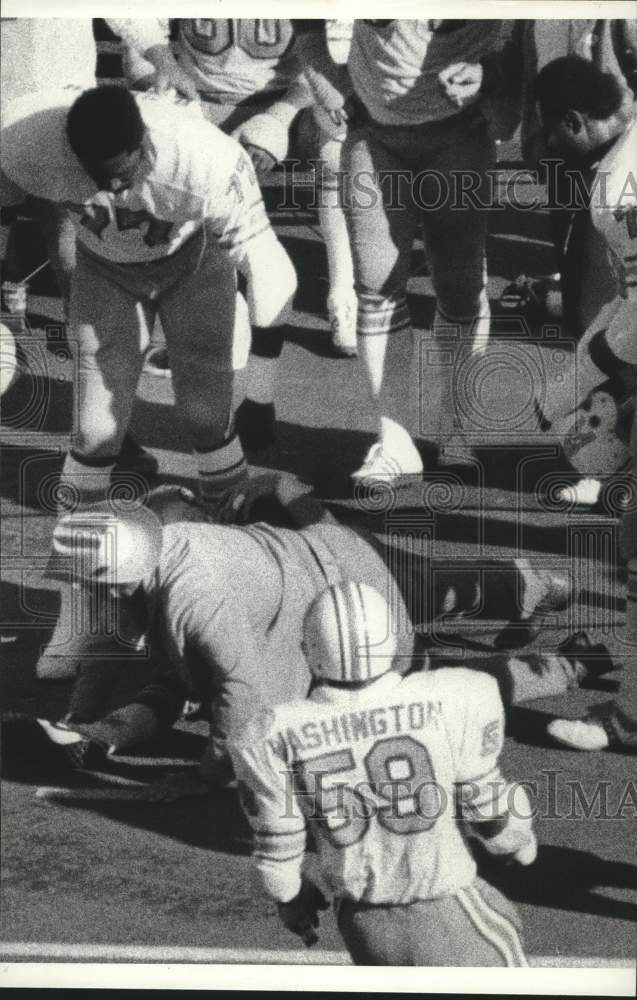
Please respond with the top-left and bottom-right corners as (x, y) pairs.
(295, 735), (440, 848)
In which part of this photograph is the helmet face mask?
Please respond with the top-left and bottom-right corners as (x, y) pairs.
(302, 581), (398, 686)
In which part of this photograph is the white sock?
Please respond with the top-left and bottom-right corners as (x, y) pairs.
(318, 191), (354, 299)
(246, 355), (277, 405)
(359, 332), (389, 400)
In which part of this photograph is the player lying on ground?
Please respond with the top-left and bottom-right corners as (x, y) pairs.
(17, 474), (611, 798)
(229, 580), (536, 965)
(531, 57), (637, 753)
(0, 84), (296, 516)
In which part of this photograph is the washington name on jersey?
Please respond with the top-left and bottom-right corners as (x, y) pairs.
(231, 667), (509, 905)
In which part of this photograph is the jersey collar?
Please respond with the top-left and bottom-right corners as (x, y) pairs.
(310, 671), (404, 706)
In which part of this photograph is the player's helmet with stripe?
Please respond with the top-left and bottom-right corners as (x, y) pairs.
(49, 502), (162, 586)
(302, 581), (397, 684)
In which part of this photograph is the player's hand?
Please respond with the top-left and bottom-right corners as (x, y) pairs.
(277, 879), (330, 946)
(438, 62), (483, 106)
(230, 472), (281, 522)
(151, 64), (200, 102)
(512, 834), (538, 866)
(231, 113), (288, 175)
(240, 143), (278, 178)
(146, 770), (210, 803)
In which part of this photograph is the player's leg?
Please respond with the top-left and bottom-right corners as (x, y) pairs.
(36, 255), (149, 679)
(416, 110), (495, 462)
(337, 890), (526, 966)
(58, 249), (148, 509)
(159, 235), (250, 515)
(342, 125), (422, 482)
(455, 879), (528, 966)
(190, 98), (290, 453)
(26, 195), (75, 310)
(66, 661), (187, 754)
(306, 109), (357, 356)
(30, 198), (157, 477)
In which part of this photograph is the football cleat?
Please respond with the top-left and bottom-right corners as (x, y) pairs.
(493, 562), (574, 649)
(302, 581), (397, 684)
(328, 293), (358, 357)
(547, 717), (610, 752)
(1, 713), (107, 769)
(351, 441), (423, 486)
(555, 476), (602, 507)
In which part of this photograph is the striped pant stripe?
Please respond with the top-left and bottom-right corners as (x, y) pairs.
(456, 886), (526, 967)
(468, 883), (527, 967)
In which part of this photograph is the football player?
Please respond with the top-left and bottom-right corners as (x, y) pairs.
(0, 18), (162, 477)
(439, 22), (637, 509)
(229, 580), (535, 965)
(529, 56), (637, 753)
(0, 85), (296, 516)
(24, 475), (587, 789)
(292, 20), (515, 484)
(120, 18), (357, 451)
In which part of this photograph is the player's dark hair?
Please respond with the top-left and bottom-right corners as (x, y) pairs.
(66, 86), (145, 162)
(534, 56), (623, 121)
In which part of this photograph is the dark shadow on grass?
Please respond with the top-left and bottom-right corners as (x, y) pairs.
(474, 841), (637, 923)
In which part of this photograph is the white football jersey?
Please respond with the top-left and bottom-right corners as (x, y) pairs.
(348, 19), (505, 126)
(0, 88), (271, 265)
(231, 667), (508, 904)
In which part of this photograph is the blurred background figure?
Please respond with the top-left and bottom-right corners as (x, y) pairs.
(294, 19), (518, 484)
(120, 18), (357, 453)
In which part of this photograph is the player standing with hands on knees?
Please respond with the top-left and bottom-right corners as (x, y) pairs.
(230, 581), (537, 965)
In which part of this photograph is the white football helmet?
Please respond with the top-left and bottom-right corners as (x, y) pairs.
(50, 502), (163, 586)
(302, 581), (397, 683)
(0, 322), (18, 396)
